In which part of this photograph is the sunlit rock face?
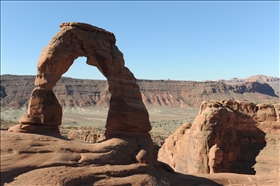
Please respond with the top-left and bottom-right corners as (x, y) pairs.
(7, 22), (153, 167)
(158, 100), (279, 174)
(8, 22), (151, 134)
(3, 22), (226, 186)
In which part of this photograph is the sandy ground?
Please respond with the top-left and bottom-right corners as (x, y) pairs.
(1, 106), (199, 133)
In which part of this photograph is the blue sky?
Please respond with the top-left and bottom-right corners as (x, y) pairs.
(1, 1), (279, 81)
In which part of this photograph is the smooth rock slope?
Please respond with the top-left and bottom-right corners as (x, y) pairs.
(2, 130), (279, 186)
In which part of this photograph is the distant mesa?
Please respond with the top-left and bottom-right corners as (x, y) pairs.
(1, 74), (279, 110)
(216, 75), (280, 84)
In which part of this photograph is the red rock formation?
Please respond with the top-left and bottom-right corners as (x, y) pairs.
(8, 22), (150, 134)
(62, 127), (105, 143)
(208, 144), (223, 173)
(8, 22), (153, 165)
(3, 130), (279, 185)
(158, 100), (279, 174)
(3, 23), (279, 185)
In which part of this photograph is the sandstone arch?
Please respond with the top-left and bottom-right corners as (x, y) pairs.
(9, 22), (151, 134)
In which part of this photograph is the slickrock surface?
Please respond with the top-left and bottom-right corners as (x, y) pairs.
(1, 131), (279, 186)
(158, 100), (280, 178)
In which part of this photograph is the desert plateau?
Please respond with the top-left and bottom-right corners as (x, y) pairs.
(1, 22), (280, 186)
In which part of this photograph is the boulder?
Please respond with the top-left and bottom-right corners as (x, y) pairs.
(158, 100), (279, 174)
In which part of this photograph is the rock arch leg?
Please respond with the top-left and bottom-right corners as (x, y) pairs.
(8, 87), (62, 134)
(105, 67), (151, 132)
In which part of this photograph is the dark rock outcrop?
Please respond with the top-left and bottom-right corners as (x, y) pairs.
(232, 82), (277, 96)
(217, 75), (280, 96)
(0, 86), (7, 99)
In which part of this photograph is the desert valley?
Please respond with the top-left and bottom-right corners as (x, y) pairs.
(1, 22), (280, 186)
(1, 74), (279, 186)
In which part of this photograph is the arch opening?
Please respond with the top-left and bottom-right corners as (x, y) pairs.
(63, 56), (106, 80)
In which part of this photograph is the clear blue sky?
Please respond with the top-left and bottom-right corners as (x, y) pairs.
(1, 1), (279, 81)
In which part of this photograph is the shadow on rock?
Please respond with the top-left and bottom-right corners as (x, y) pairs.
(158, 100), (268, 175)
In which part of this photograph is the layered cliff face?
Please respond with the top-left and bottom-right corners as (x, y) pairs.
(158, 100), (280, 174)
(1, 75), (278, 110)
(217, 75), (280, 96)
(138, 80), (278, 107)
